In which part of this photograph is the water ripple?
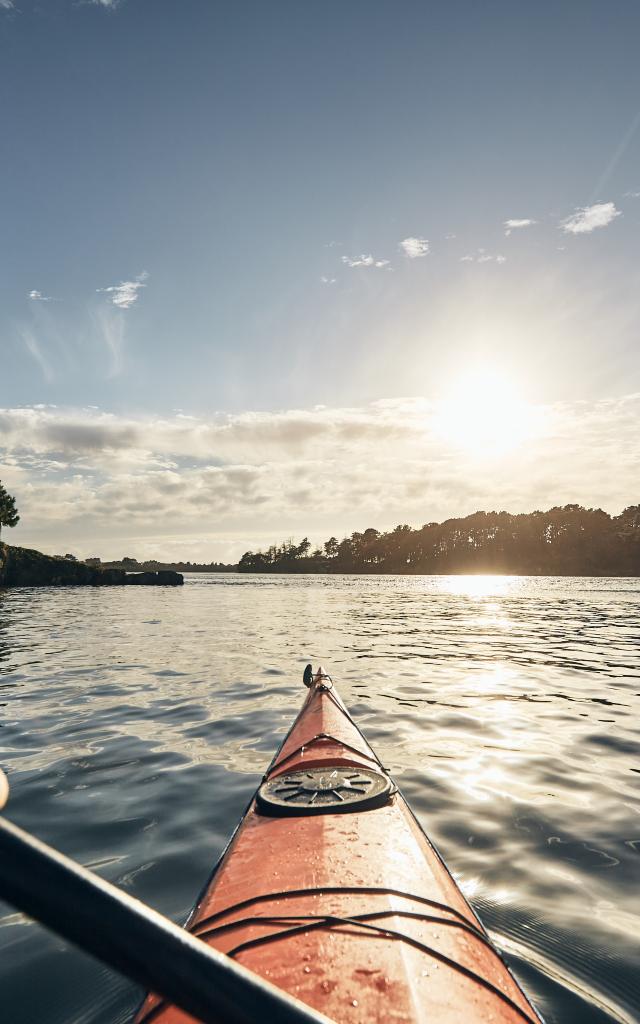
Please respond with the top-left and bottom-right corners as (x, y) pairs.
(0, 573), (638, 1023)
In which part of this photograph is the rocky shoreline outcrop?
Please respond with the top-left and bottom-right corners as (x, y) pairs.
(0, 543), (183, 587)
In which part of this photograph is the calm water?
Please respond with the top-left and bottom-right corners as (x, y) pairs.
(0, 574), (639, 1024)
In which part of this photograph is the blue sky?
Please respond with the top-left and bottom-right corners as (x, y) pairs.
(1, 1), (639, 559)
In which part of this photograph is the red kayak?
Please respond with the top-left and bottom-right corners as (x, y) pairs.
(135, 668), (543, 1024)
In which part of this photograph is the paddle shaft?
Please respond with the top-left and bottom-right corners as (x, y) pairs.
(0, 815), (332, 1024)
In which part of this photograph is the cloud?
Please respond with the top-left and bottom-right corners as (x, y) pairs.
(97, 271), (148, 309)
(29, 290), (57, 302)
(460, 249), (506, 264)
(0, 1), (15, 9)
(560, 202), (621, 235)
(624, 190), (640, 198)
(504, 218), (536, 236)
(0, 404), (410, 466)
(399, 237), (430, 259)
(320, 276), (336, 285)
(341, 254), (390, 268)
(94, 305), (126, 376)
(40, 420), (141, 453)
(18, 330), (54, 382)
(2, 395), (639, 560)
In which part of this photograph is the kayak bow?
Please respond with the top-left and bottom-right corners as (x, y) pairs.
(135, 668), (542, 1024)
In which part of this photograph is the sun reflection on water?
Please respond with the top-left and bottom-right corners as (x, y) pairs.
(435, 574), (524, 599)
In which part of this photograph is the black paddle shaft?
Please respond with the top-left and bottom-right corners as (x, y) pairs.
(0, 815), (331, 1024)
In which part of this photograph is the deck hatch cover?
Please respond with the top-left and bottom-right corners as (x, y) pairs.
(257, 766), (392, 816)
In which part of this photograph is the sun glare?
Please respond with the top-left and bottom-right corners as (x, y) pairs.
(434, 369), (541, 458)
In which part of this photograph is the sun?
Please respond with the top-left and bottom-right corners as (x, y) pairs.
(434, 368), (541, 458)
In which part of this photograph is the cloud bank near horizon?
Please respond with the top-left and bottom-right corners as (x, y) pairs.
(1, 395), (638, 562)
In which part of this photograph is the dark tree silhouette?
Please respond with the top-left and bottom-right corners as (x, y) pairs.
(0, 482), (19, 540)
(324, 537), (339, 559)
(237, 505), (640, 577)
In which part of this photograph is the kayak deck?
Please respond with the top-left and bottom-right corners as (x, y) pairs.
(135, 671), (542, 1024)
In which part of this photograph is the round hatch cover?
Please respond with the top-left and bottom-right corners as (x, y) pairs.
(257, 766), (393, 816)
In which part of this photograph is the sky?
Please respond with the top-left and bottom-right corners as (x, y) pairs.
(1, 0), (639, 561)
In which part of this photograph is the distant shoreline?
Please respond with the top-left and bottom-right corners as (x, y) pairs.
(5, 503), (638, 582)
(194, 568), (640, 578)
(87, 558), (235, 574)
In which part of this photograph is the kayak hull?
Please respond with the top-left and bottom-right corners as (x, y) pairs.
(135, 675), (542, 1024)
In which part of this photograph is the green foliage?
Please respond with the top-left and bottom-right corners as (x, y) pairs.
(0, 481), (19, 538)
(237, 505), (640, 576)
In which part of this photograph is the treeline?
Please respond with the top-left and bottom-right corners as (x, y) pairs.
(238, 505), (640, 576)
(85, 556), (235, 573)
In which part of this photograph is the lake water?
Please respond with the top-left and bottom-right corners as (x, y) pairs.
(0, 574), (638, 1024)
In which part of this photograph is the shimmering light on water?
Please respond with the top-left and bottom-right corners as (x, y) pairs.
(0, 574), (639, 1023)
(435, 573), (523, 598)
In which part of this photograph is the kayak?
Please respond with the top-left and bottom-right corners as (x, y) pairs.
(134, 667), (543, 1024)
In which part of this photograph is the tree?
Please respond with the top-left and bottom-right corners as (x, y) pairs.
(324, 537), (339, 558)
(0, 482), (19, 541)
(295, 537), (311, 559)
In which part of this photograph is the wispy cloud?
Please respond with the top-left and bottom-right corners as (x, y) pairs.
(460, 249), (506, 264)
(0, 1), (15, 9)
(504, 218), (537, 236)
(341, 254), (389, 268)
(320, 276), (336, 285)
(624, 190), (640, 198)
(560, 202), (621, 235)
(19, 329), (54, 382)
(92, 306), (126, 377)
(399, 237), (430, 259)
(97, 271), (148, 309)
(29, 290), (57, 302)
